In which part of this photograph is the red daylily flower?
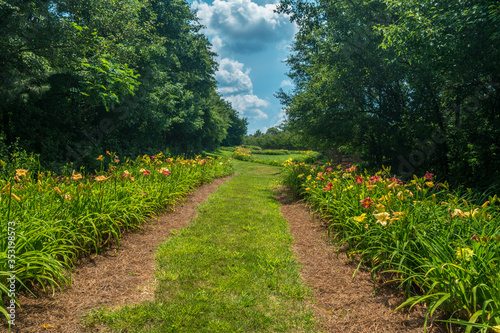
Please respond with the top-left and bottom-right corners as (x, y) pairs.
(324, 182), (333, 191)
(389, 176), (403, 185)
(360, 197), (374, 209)
(423, 171), (434, 181)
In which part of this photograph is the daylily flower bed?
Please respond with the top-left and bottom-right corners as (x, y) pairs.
(0, 152), (232, 321)
(283, 161), (500, 332)
(233, 146), (322, 166)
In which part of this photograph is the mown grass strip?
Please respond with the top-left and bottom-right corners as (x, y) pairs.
(86, 161), (317, 332)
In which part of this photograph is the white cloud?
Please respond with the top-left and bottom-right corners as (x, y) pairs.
(273, 108), (287, 127)
(216, 58), (253, 95)
(215, 58), (269, 120)
(210, 35), (225, 53)
(280, 80), (293, 88)
(193, 0), (296, 54)
(224, 94), (269, 120)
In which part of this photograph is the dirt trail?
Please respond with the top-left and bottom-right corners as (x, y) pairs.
(3, 175), (441, 333)
(3, 176), (232, 333)
(277, 186), (443, 333)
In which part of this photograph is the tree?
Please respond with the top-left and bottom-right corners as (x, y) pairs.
(222, 111), (248, 147)
(377, 0), (500, 186)
(278, 0), (500, 188)
(277, 0), (417, 164)
(265, 127), (280, 136)
(0, 0), (236, 168)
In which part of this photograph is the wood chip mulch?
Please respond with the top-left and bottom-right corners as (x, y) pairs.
(3, 178), (449, 333)
(2, 176), (233, 333)
(276, 186), (446, 333)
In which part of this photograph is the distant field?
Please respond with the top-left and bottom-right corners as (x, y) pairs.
(227, 147), (323, 166)
(251, 153), (312, 163)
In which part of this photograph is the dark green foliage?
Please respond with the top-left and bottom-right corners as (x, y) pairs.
(0, 0), (245, 169)
(221, 111), (248, 147)
(277, 0), (500, 189)
(243, 127), (308, 150)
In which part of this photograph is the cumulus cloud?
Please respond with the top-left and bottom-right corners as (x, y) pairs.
(216, 58), (253, 95)
(280, 80), (293, 88)
(215, 58), (269, 120)
(224, 94), (269, 120)
(194, 0), (296, 54)
(210, 35), (225, 53)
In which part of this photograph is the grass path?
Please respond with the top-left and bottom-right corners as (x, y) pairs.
(88, 161), (317, 332)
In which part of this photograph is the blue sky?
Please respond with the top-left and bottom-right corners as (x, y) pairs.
(188, 0), (297, 134)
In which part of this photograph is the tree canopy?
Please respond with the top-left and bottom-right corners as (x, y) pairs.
(0, 0), (246, 169)
(277, 0), (500, 188)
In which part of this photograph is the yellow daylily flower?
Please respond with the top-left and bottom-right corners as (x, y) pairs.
(451, 209), (466, 218)
(388, 181), (400, 190)
(2, 182), (11, 192)
(464, 208), (479, 218)
(16, 169), (28, 177)
(353, 213), (367, 223)
(378, 195), (388, 202)
(456, 247), (473, 261)
(392, 211), (404, 218)
(373, 212), (390, 226)
(71, 172), (83, 181)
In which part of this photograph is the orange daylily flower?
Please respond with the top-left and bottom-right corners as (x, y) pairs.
(16, 169), (28, 177)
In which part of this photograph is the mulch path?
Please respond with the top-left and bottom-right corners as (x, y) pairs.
(276, 186), (446, 333)
(2, 178), (447, 333)
(2, 176), (233, 333)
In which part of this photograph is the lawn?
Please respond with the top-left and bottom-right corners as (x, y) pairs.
(83, 161), (317, 332)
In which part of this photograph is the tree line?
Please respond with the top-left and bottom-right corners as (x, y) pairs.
(277, 0), (500, 189)
(243, 127), (308, 150)
(0, 0), (247, 170)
